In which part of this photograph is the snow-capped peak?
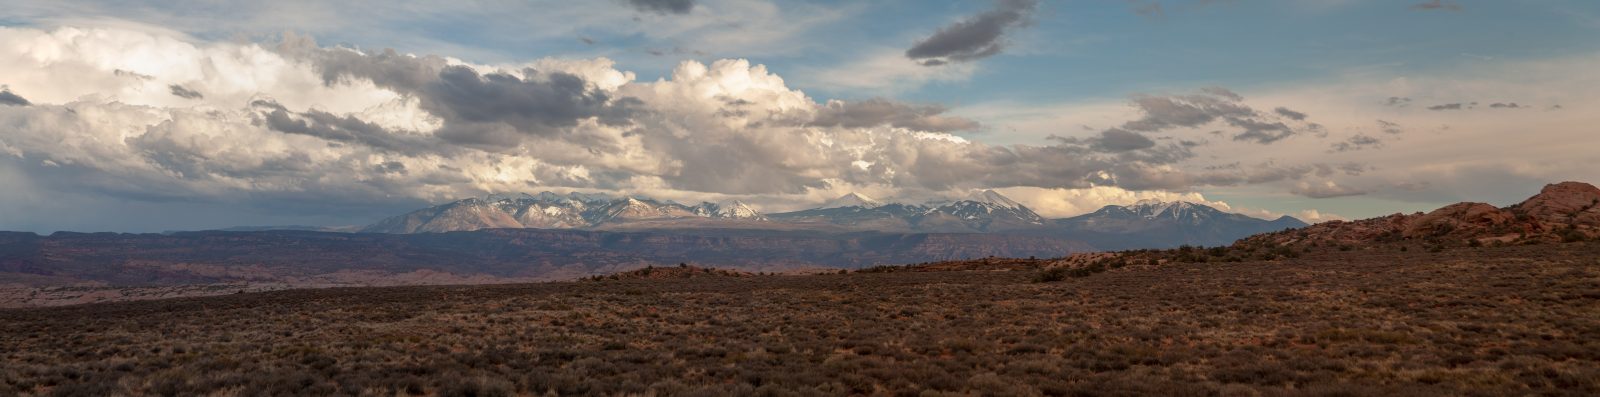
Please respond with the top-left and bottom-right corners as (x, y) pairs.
(966, 189), (1024, 210)
(1125, 200), (1208, 219)
(819, 192), (883, 209)
(714, 200), (766, 220)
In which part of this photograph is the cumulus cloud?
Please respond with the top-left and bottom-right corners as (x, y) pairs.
(12, 23), (1584, 231)
(282, 42), (643, 148)
(905, 0), (1038, 66)
(626, 0), (694, 15)
(996, 185), (1217, 218)
(0, 25), (1245, 223)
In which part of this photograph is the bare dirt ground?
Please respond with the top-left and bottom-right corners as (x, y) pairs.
(3, 243), (1598, 396)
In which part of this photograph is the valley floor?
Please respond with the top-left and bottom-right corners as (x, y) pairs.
(3, 243), (1599, 396)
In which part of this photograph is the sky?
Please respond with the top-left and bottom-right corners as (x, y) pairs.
(1, 0), (1598, 233)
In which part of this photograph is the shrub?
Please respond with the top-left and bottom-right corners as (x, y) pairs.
(1033, 267), (1069, 283)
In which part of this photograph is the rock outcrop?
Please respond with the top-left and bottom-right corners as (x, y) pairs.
(1243, 181), (1600, 247)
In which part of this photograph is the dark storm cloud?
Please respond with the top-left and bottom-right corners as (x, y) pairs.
(0, 87), (28, 106)
(1273, 107), (1308, 121)
(168, 84), (203, 99)
(423, 66), (639, 134)
(282, 43), (641, 148)
(626, 0), (694, 15)
(1412, 0), (1462, 11)
(905, 0), (1038, 66)
(810, 98), (981, 132)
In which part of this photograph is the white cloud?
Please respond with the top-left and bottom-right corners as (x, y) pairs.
(1, 23), (1596, 231)
(994, 185), (1219, 218)
(799, 48), (977, 92)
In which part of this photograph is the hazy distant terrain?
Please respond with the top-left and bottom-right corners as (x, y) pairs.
(0, 228), (1092, 307)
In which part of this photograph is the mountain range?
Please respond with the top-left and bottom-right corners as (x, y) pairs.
(5, 181), (1596, 307)
(1037, 200), (1308, 250)
(359, 190), (1298, 245)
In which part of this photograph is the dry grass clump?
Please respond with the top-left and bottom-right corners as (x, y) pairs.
(2, 243), (1598, 396)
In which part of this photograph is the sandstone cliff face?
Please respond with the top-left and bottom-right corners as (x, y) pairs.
(1244, 181), (1600, 247)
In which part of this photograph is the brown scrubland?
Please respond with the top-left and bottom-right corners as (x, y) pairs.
(4, 240), (1598, 396)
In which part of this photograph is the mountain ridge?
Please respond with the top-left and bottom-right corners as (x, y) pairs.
(361, 190), (1296, 243)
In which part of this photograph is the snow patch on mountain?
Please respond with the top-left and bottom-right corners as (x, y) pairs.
(819, 192), (883, 209)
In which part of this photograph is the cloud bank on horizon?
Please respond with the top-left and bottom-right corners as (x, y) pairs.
(0, 0), (1597, 232)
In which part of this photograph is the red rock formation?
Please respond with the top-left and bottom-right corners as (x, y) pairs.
(1402, 202), (1514, 238)
(1512, 181), (1600, 227)
(1242, 181), (1600, 247)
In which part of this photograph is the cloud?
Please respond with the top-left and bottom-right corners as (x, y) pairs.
(1114, 88), (1317, 144)
(1383, 96), (1412, 107)
(1427, 103), (1465, 111)
(810, 98), (981, 132)
(1488, 102), (1522, 109)
(1273, 107), (1308, 121)
(253, 100), (443, 156)
(1120, 92), (1253, 132)
(1411, 0), (1462, 12)
(1330, 134), (1383, 152)
(1376, 119), (1403, 134)
(1291, 180), (1369, 199)
(0, 86), (27, 106)
(626, 0), (694, 15)
(1092, 129), (1158, 152)
(905, 0), (1038, 66)
(5, 24), (1598, 231)
(1228, 118), (1295, 144)
(995, 185), (1219, 218)
(285, 44), (643, 148)
(801, 48), (977, 92)
(168, 84), (203, 99)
